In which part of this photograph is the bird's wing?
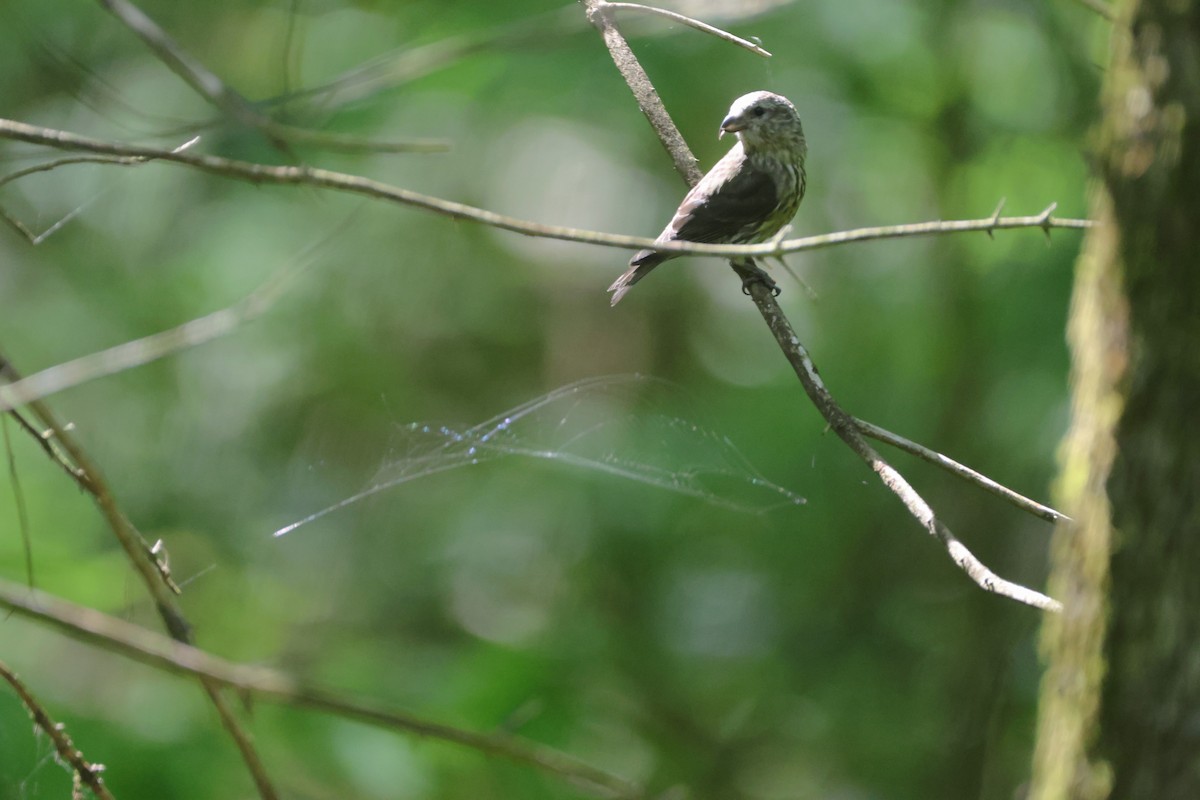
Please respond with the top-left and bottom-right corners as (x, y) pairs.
(663, 152), (779, 245)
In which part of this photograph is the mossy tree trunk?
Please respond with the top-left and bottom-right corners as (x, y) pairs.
(1031, 1), (1200, 798)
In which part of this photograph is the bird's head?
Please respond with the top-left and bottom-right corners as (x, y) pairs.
(719, 91), (805, 155)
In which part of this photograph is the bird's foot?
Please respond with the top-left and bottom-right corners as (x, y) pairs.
(739, 267), (781, 297)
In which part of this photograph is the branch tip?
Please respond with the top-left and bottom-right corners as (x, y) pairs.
(603, 2), (772, 58)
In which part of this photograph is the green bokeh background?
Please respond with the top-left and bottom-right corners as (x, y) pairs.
(1, 1), (1101, 798)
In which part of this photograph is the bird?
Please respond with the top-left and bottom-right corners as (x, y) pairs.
(608, 90), (807, 306)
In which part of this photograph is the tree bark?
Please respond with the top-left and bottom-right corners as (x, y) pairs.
(1031, 1), (1200, 798)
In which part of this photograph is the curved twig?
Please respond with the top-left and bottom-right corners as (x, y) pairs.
(602, 2), (772, 57)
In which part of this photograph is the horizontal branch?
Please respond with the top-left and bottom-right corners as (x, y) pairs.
(0, 118), (1090, 261)
(0, 579), (640, 798)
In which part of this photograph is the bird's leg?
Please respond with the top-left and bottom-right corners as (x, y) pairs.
(731, 259), (781, 297)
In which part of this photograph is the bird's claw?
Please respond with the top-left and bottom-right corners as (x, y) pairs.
(740, 270), (781, 297)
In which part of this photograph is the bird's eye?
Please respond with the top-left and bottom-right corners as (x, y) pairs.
(752, 106), (766, 117)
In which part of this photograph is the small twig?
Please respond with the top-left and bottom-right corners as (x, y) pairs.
(853, 417), (1070, 524)
(0, 659), (116, 800)
(2, 417), (35, 586)
(3, 410), (88, 491)
(262, 7), (583, 114)
(0, 137), (201, 245)
(1, 348), (279, 799)
(0, 151), (184, 191)
(94, 0), (287, 151)
(94, 0), (447, 154)
(603, 2), (772, 57)
(0, 227), (323, 411)
(745, 283), (1061, 611)
(0, 118), (1092, 261)
(0, 222), (342, 796)
(0, 579), (642, 799)
(1, 354), (96, 493)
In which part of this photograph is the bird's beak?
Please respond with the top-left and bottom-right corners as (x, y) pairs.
(718, 114), (746, 140)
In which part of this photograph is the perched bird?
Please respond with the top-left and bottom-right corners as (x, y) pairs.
(608, 90), (807, 305)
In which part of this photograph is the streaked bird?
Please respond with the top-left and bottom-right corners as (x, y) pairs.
(609, 90), (807, 305)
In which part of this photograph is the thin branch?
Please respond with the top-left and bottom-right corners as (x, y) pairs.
(262, 6), (583, 114)
(0, 118), (1091, 261)
(603, 2), (772, 57)
(853, 417), (1071, 524)
(0, 219), (343, 795)
(582, 1), (703, 184)
(95, 0), (277, 137)
(0, 659), (116, 800)
(2, 417), (35, 585)
(0, 137), (201, 245)
(0, 348), (279, 800)
(93, 0), (444, 155)
(0, 579), (642, 799)
(581, 1), (1062, 611)
(0, 228), (321, 412)
(0, 354), (96, 493)
(0, 152), (183, 191)
(745, 282), (1061, 611)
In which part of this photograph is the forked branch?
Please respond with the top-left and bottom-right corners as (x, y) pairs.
(578, 0), (1062, 611)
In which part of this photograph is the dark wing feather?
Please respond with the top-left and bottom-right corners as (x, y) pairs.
(611, 148), (779, 305)
(665, 153), (779, 245)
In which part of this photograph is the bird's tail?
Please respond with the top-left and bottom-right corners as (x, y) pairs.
(608, 250), (666, 306)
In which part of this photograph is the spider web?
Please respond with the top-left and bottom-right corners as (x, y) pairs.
(273, 374), (804, 537)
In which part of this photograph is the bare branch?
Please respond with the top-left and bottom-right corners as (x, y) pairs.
(1, 416), (35, 586)
(853, 417), (1071, 524)
(93, 0), (443, 154)
(264, 7), (582, 113)
(1, 347), (279, 799)
(0, 218), (343, 796)
(0, 354), (96, 493)
(95, 0), (278, 137)
(0, 227), (325, 412)
(603, 2), (772, 57)
(582, 0), (703, 184)
(0, 579), (642, 799)
(0, 137), (200, 245)
(0, 659), (117, 800)
(0, 118), (1090, 260)
(578, 1), (1062, 611)
(744, 281), (1062, 611)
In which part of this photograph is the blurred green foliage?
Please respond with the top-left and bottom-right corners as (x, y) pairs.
(0, 1), (1103, 798)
